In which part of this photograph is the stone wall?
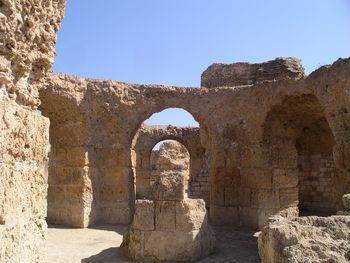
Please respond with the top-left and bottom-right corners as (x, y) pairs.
(0, 0), (65, 262)
(298, 154), (337, 214)
(201, 57), (305, 88)
(40, 58), (350, 230)
(150, 141), (190, 192)
(258, 215), (350, 263)
(132, 125), (209, 203)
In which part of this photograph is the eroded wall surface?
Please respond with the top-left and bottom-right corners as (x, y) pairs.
(0, 0), (65, 262)
(40, 57), (350, 229)
(132, 125), (209, 203)
(258, 215), (350, 263)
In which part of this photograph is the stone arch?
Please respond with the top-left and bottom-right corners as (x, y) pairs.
(262, 93), (338, 217)
(132, 125), (208, 203)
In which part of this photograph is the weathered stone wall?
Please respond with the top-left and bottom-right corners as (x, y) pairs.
(201, 57), (305, 88)
(150, 141), (190, 191)
(258, 215), (350, 263)
(132, 125), (209, 204)
(40, 57), (350, 230)
(0, 0), (65, 262)
(298, 154), (337, 214)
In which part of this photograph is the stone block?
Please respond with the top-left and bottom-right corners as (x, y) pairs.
(224, 187), (240, 206)
(0, 100), (50, 164)
(100, 201), (131, 224)
(104, 167), (131, 186)
(155, 201), (176, 231)
(132, 200), (155, 231)
(273, 168), (298, 188)
(241, 207), (259, 229)
(65, 146), (89, 166)
(279, 188), (299, 208)
(0, 162), (48, 225)
(241, 168), (273, 189)
(50, 122), (89, 147)
(342, 194), (350, 210)
(153, 172), (185, 201)
(100, 185), (129, 202)
(239, 187), (252, 207)
(210, 205), (239, 226)
(93, 148), (131, 168)
(251, 189), (279, 209)
(175, 199), (207, 231)
(143, 230), (197, 261)
(48, 166), (89, 186)
(119, 229), (144, 260)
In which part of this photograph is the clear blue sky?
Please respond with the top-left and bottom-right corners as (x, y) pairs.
(53, 0), (350, 126)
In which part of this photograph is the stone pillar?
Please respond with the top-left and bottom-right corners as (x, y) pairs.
(120, 172), (215, 262)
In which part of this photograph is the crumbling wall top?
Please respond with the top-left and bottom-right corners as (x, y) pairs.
(201, 57), (305, 88)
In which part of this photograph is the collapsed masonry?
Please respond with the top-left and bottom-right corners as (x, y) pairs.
(1, 1), (350, 263)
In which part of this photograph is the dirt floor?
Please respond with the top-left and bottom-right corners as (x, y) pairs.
(46, 225), (261, 263)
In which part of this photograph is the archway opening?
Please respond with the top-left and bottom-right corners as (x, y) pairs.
(131, 108), (209, 204)
(263, 94), (337, 217)
(150, 140), (190, 197)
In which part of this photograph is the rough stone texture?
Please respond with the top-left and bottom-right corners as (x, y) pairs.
(201, 57), (305, 88)
(152, 172), (186, 201)
(120, 199), (215, 262)
(0, 0), (66, 108)
(342, 194), (350, 210)
(121, 170), (215, 262)
(152, 141), (190, 172)
(40, 57), (350, 230)
(151, 141), (190, 196)
(298, 154), (337, 214)
(0, 1), (65, 262)
(132, 125), (209, 203)
(258, 215), (350, 263)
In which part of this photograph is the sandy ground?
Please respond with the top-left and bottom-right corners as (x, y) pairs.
(46, 225), (261, 263)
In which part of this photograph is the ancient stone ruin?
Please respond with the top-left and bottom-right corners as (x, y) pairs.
(120, 160), (215, 261)
(1, 1), (350, 263)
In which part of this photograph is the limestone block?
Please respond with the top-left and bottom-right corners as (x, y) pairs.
(66, 147), (89, 166)
(175, 199), (207, 231)
(239, 187), (252, 207)
(49, 148), (66, 166)
(241, 168), (273, 189)
(0, 162), (48, 225)
(251, 189), (279, 209)
(241, 207), (259, 228)
(48, 166), (89, 186)
(132, 200), (155, 231)
(103, 167), (131, 186)
(201, 57), (305, 88)
(100, 201), (131, 224)
(0, 218), (47, 263)
(155, 201), (176, 231)
(210, 205), (239, 225)
(0, 100), (50, 163)
(119, 229), (144, 260)
(224, 187), (240, 206)
(144, 230), (202, 261)
(153, 172), (185, 201)
(93, 148), (131, 168)
(279, 188), (299, 208)
(342, 194), (350, 210)
(100, 185), (129, 202)
(272, 169), (298, 188)
(50, 122), (89, 147)
(258, 215), (350, 263)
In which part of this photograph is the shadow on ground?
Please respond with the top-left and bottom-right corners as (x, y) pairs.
(46, 225), (261, 263)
